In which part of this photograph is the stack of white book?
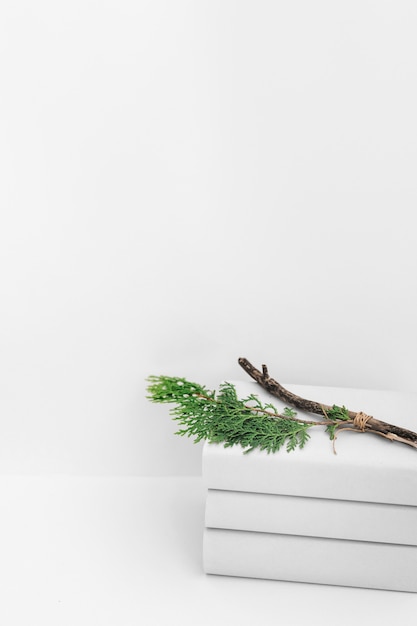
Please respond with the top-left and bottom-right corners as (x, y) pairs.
(202, 381), (417, 592)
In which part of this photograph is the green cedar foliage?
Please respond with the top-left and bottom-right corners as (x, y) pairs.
(146, 375), (330, 453)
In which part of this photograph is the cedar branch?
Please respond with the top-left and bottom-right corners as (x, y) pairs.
(238, 357), (417, 449)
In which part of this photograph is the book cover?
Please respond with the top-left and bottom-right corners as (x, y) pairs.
(205, 489), (417, 545)
(202, 381), (417, 505)
(203, 528), (417, 592)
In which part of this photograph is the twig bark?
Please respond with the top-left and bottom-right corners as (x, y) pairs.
(238, 357), (417, 449)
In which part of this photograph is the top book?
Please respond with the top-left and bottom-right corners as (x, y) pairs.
(202, 380), (417, 506)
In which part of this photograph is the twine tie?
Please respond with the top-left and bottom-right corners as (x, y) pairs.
(354, 411), (373, 431)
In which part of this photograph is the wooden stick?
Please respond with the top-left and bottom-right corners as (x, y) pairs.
(238, 357), (417, 449)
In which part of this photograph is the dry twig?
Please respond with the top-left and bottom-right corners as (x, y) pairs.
(238, 357), (417, 450)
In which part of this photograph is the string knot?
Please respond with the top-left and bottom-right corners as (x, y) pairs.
(354, 411), (373, 431)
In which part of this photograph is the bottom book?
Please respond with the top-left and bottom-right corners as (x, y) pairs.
(203, 528), (417, 592)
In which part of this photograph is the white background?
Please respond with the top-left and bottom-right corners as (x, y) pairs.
(1, 0), (417, 476)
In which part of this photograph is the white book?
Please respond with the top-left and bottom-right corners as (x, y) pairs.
(205, 489), (417, 545)
(203, 381), (417, 506)
(203, 528), (417, 592)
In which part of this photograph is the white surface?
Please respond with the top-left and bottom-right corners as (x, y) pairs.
(1, 2), (417, 477)
(0, 476), (416, 626)
(206, 489), (417, 545)
(203, 381), (417, 505)
(204, 527), (417, 593)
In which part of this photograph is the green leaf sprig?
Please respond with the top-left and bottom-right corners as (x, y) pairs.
(146, 375), (350, 454)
